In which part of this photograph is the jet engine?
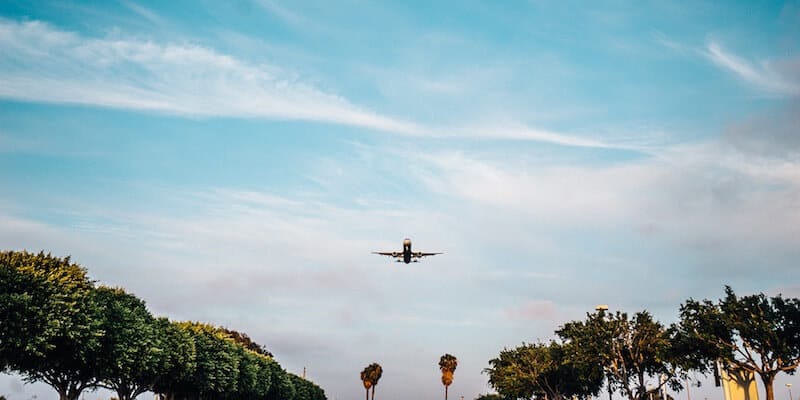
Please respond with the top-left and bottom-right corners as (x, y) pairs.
(392, 252), (399, 257)
(415, 252), (423, 257)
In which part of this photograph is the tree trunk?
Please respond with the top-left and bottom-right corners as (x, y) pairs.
(372, 385), (376, 400)
(117, 388), (133, 400)
(366, 388), (369, 400)
(58, 388), (69, 400)
(445, 384), (449, 400)
(760, 373), (775, 400)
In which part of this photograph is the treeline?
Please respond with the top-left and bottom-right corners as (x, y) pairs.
(484, 288), (800, 400)
(0, 251), (327, 400)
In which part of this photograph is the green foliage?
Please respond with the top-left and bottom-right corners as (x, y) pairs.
(220, 327), (274, 357)
(475, 394), (508, 400)
(0, 249), (330, 400)
(94, 286), (162, 400)
(290, 373), (327, 400)
(673, 286), (800, 400)
(0, 251), (101, 400)
(150, 318), (197, 398)
(486, 341), (603, 400)
(558, 310), (684, 400)
(265, 359), (296, 400)
(176, 322), (241, 398)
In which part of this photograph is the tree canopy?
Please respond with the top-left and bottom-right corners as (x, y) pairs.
(439, 354), (458, 400)
(486, 341), (603, 400)
(0, 251), (101, 400)
(557, 310), (686, 400)
(672, 286), (800, 400)
(0, 250), (327, 400)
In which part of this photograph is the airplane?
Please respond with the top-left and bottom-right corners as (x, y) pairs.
(372, 238), (442, 264)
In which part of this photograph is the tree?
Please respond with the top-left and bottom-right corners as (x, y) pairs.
(439, 354), (458, 400)
(558, 310), (686, 400)
(360, 363), (382, 400)
(171, 322), (241, 400)
(150, 318), (197, 400)
(220, 327), (273, 357)
(0, 251), (101, 400)
(673, 286), (800, 400)
(265, 360), (296, 400)
(486, 341), (603, 400)
(368, 363), (383, 400)
(475, 394), (508, 400)
(290, 372), (327, 400)
(360, 365), (373, 400)
(94, 286), (163, 400)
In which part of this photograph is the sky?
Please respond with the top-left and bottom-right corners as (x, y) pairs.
(1, 1), (799, 399)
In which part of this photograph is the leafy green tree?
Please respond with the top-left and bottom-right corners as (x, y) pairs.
(171, 322), (241, 399)
(265, 360), (296, 400)
(151, 318), (197, 400)
(222, 346), (260, 400)
(94, 286), (163, 400)
(251, 354), (276, 400)
(558, 310), (685, 400)
(290, 372), (327, 400)
(0, 251), (101, 400)
(673, 287), (800, 400)
(486, 341), (603, 400)
(439, 354), (458, 400)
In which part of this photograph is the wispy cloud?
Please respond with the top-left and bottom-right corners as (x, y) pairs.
(704, 41), (800, 96)
(255, 0), (309, 29)
(0, 19), (422, 135)
(0, 19), (643, 150)
(121, 1), (166, 26)
(410, 140), (800, 256)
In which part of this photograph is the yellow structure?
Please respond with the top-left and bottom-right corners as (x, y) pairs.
(721, 366), (759, 400)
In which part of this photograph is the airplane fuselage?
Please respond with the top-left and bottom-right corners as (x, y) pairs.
(402, 238), (412, 264)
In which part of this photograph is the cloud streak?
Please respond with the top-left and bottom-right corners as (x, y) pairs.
(704, 41), (800, 96)
(0, 19), (422, 135)
(0, 19), (638, 150)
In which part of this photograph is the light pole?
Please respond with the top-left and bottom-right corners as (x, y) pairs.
(787, 383), (793, 400)
(596, 305), (611, 400)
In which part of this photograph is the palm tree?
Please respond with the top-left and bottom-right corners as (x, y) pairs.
(439, 354), (458, 400)
(360, 366), (373, 400)
(369, 363), (383, 400)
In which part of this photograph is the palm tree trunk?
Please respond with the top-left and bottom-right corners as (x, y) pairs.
(372, 385), (376, 400)
(445, 384), (449, 400)
(365, 388), (369, 400)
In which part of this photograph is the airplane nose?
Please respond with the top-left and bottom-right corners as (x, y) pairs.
(403, 238), (411, 245)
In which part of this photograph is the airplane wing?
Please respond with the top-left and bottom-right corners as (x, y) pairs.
(413, 252), (443, 258)
(372, 252), (398, 256)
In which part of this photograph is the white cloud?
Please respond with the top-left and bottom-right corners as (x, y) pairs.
(0, 19), (422, 135)
(0, 19), (641, 150)
(410, 141), (800, 255)
(704, 41), (800, 96)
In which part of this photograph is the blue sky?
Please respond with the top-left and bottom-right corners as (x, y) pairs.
(1, 1), (800, 399)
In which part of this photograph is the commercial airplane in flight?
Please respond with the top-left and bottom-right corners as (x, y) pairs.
(372, 238), (442, 264)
